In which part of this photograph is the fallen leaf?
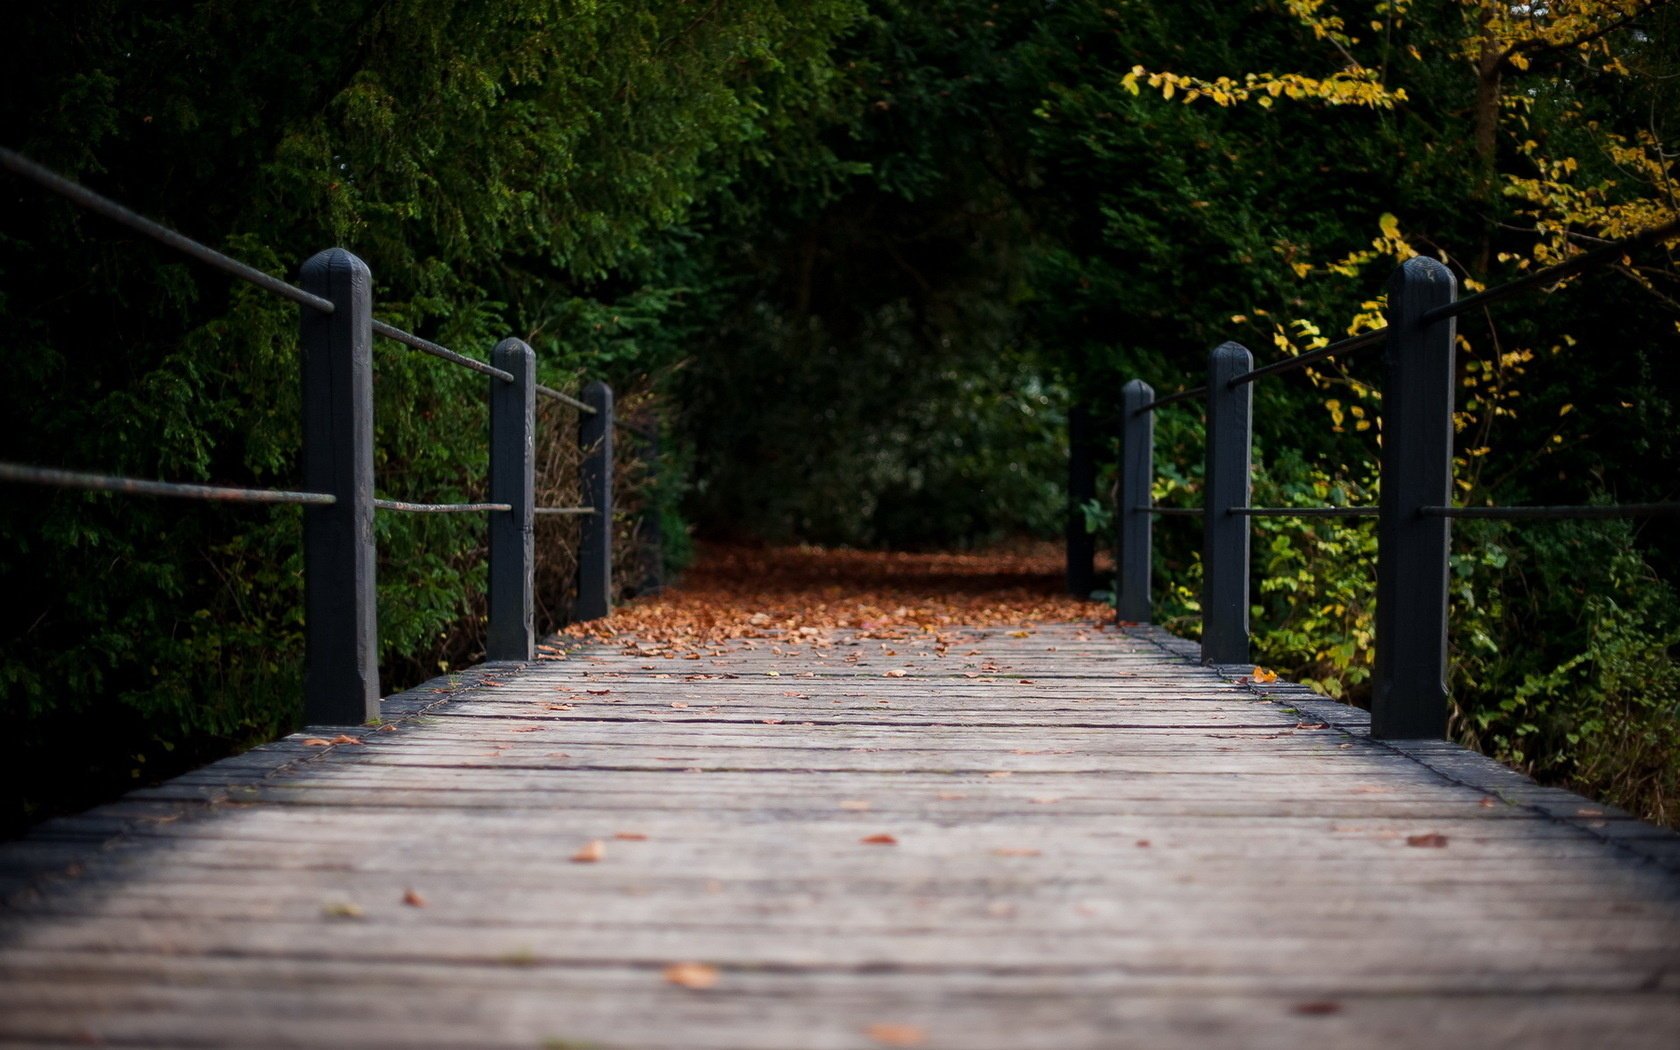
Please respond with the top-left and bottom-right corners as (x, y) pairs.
(1028, 796), (1062, 804)
(1135, 839), (1152, 848)
(300, 737), (333, 747)
(883, 669), (907, 678)
(865, 1023), (927, 1046)
(670, 701), (689, 709)
(1478, 797), (1498, 809)
(322, 902), (363, 919)
(986, 771), (1013, 779)
(839, 800), (872, 811)
(860, 834), (898, 845)
(1251, 666), (1279, 684)
(663, 962), (720, 989)
(401, 888), (427, 908)
(614, 832), (649, 841)
(572, 840), (606, 863)
(377, 723), (399, 732)
(993, 847), (1041, 857)
(544, 703), (574, 711)
(1406, 833), (1449, 848)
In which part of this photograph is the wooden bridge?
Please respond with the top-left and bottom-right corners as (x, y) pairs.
(5, 150), (1680, 1049)
(4, 598), (1678, 1048)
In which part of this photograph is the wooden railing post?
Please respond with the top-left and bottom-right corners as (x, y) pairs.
(486, 338), (535, 661)
(1201, 341), (1253, 665)
(1066, 403), (1097, 597)
(299, 248), (379, 724)
(1116, 380), (1154, 623)
(575, 380), (614, 622)
(1374, 257), (1458, 739)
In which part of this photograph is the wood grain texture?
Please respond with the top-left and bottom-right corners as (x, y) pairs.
(2, 621), (1677, 1049)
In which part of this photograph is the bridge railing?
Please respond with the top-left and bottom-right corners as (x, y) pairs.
(0, 147), (644, 726)
(1111, 218), (1680, 740)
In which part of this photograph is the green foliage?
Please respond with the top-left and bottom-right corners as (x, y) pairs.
(0, 0), (865, 831)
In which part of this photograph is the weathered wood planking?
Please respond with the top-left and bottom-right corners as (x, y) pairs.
(2, 622), (1678, 1049)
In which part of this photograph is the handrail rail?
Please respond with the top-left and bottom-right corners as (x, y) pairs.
(0, 147), (649, 725)
(0, 462), (336, 505)
(1421, 216), (1680, 326)
(1102, 217), (1680, 739)
(372, 320), (516, 383)
(0, 147), (336, 314)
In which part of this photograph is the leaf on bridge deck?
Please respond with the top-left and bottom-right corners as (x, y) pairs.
(1406, 833), (1450, 848)
(864, 1023), (928, 1047)
(860, 834), (898, 845)
(661, 962), (720, 990)
(570, 840), (605, 863)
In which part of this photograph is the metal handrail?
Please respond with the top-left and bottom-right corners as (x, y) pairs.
(1108, 214), (1680, 741)
(1226, 328), (1386, 389)
(1422, 502), (1680, 520)
(1422, 217), (1680, 326)
(0, 462), (335, 506)
(0, 147), (336, 314)
(537, 384), (598, 414)
(1, 146), (640, 726)
(374, 499), (514, 514)
(372, 320), (515, 383)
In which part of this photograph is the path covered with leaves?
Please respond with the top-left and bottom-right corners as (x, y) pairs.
(563, 541), (1110, 655)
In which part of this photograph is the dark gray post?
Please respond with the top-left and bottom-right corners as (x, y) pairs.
(1373, 257), (1457, 739)
(1201, 342), (1253, 665)
(299, 248), (379, 725)
(487, 338), (535, 661)
(575, 380), (613, 622)
(1066, 403), (1097, 597)
(1116, 380), (1154, 624)
(638, 422), (665, 597)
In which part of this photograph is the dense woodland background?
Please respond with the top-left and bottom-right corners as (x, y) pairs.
(2, 0), (1677, 832)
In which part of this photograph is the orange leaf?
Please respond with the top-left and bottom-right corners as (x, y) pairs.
(300, 738), (333, 746)
(839, 800), (872, 811)
(883, 669), (907, 678)
(401, 888), (427, 908)
(1406, 833), (1449, 848)
(865, 1023), (928, 1046)
(571, 840), (606, 863)
(1251, 666), (1278, 684)
(663, 962), (720, 989)
(860, 834), (898, 845)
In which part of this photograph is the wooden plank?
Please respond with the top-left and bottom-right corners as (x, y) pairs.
(1, 622), (1677, 1050)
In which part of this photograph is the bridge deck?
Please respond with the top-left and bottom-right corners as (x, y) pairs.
(3, 622), (1679, 1048)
